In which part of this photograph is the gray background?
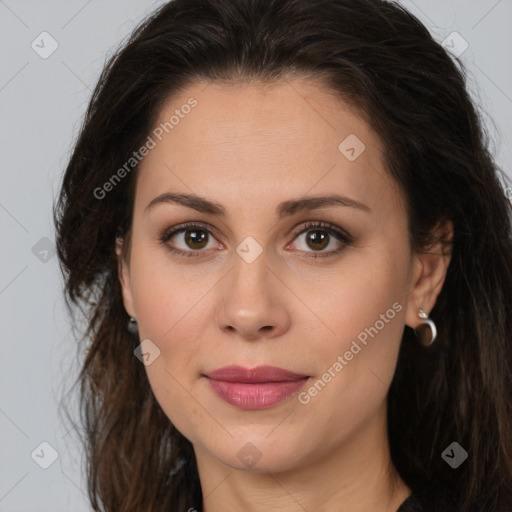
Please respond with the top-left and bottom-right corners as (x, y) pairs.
(1, 1), (511, 510)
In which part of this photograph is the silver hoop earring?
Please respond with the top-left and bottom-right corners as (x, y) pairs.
(127, 316), (138, 334)
(415, 308), (437, 346)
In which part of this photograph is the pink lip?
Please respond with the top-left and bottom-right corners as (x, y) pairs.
(203, 365), (310, 410)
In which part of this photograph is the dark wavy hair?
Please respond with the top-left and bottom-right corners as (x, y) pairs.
(53, 0), (512, 510)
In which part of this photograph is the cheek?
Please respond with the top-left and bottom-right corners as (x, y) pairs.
(129, 243), (217, 341)
(303, 245), (408, 351)
(142, 363), (210, 448)
(292, 260), (406, 442)
(127, 247), (216, 438)
(295, 248), (409, 424)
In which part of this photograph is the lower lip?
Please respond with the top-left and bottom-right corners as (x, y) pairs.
(205, 377), (310, 410)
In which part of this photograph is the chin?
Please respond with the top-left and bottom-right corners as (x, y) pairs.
(209, 433), (308, 474)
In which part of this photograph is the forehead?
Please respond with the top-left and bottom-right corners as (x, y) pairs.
(135, 78), (398, 221)
(152, 77), (378, 160)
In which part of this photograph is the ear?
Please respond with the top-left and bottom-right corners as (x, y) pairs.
(405, 220), (453, 329)
(115, 237), (136, 318)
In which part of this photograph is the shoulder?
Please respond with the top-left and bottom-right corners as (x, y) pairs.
(396, 492), (422, 512)
(396, 485), (452, 512)
(396, 483), (512, 512)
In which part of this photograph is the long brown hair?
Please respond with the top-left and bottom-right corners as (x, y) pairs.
(53, 0), (512, 510)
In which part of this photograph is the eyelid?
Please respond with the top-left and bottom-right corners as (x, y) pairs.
(160, 221), (222, 243)
(286, 220), (354, 258)
(159, 220), (353, 257)
(289, 220), (352, 243)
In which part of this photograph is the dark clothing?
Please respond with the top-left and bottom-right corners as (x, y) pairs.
(396, 485), (512, 512)
(396, 491), (452, 512)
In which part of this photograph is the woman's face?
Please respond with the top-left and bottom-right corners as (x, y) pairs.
(117, 78), (439, 475)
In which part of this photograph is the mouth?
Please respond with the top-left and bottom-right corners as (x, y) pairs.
(202, 365), (311, 410)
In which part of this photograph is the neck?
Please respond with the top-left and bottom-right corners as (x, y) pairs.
(195, 402), (411, 512)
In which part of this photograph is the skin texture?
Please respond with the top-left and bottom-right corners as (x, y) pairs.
(116, 79), (452, 512)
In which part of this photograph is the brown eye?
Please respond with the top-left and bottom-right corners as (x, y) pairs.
(289, 221), (354, 259)
(183, 228), (209, 249)
(304, 230), (330, 251)
(159, 222), (220, 258)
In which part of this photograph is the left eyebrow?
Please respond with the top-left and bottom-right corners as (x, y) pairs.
(276, 194), (371, 217)
(144, 192), (372, 217)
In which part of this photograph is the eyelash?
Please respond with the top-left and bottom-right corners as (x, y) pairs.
(158, 221), (354, 260)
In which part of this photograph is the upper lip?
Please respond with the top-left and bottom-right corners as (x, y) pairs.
(203, 365), (309, 383)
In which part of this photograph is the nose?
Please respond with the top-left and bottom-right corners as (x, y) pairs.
(215, 248), (291, 341)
